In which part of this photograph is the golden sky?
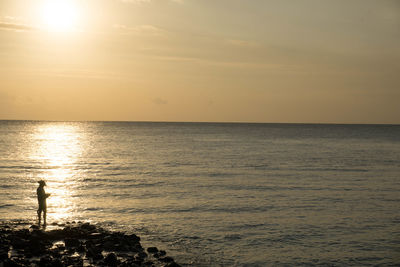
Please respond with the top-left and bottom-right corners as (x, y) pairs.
(1, 0), (399, 123)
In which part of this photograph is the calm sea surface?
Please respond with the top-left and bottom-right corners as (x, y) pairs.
(0, 121), (399, 266)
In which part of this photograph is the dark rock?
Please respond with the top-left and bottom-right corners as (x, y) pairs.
(61, 255), (82, 266)
(165, 262), (181, 267)
(123, 258), (142, 267)
(129, 233), (141, 242)
(77, 244), (86, 253)
(30, 224), (39, 230)
(89, 232), (103, 239)
(137, 251), (148, 259)
(39, 255), (51, 265)
(64, 238), (80, 248)
(3, 258), (25, 267)
(103, 240), (115, 251)
(27, 237), (49, 256)
(86, 245), (103, 261)
(104, 252), (119, 266)
(31, 229), (45, 238)
(147, 247), (158, 254)
(81, 222), (96, 232)
(93, 252), (104, 261)
(49, 250), (62, 259)
(143, 260), (154, 266)
(159, 256), (174, 263)
(16, 229), (29, 238)
(0, 248), (9, 260)
(46, 229), (64, 240)
(51, 258), (64, 267)
(11, 238), (28, 249)
(24, 251), (33, 258)
(1, 222), (180, 267)
(131, 244), (142, 253)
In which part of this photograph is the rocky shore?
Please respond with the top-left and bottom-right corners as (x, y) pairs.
(0, 221), (181, 267)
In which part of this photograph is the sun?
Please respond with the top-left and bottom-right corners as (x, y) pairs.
(40, 0), (80, 32)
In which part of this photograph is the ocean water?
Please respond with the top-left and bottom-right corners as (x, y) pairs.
(0, 120), (399, 266)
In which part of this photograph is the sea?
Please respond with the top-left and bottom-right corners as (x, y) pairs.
(0, 120), (399, 266)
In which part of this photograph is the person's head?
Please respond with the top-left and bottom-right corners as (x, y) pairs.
(38, 180), (46, 187)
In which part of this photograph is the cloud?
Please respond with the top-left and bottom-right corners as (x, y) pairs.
(0, 22), (35, 32)
(113, 24), (167, 36)
(0, 16), (36, 32)
(120, 0), (150, 3)
(120, 0), (183, 3)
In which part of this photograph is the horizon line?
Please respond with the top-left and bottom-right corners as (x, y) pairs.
(0, 119), (399, 126)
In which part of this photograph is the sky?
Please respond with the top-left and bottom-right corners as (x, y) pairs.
(0, 0), (399, 124)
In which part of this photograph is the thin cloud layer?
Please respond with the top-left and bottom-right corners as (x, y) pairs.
(120, 0), (183, 3)
(0, 17), (35, 32)
(113, 24), (167, 36)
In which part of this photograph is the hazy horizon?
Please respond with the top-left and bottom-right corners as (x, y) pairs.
(1, 0), (399, 124)
(1, 119), (399, 126)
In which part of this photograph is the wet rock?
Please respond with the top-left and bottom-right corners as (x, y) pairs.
(147, 247), (158, 254)
(81, 222), (96, 232)
(64, 238), (80, 248)
(0, 248), (9, 260)
(153, 249), (166, 259)
(164, 262), (181, 267)
(39, 255), (53, 267)
(116, 243), (130, 252)
(159, 256), (174, 263)
(143, 260), (154, 266)
(46, 229), (64, 240)
(30, 224), (40, 230)
(49, 249), (62, 259)
(103, 240), (115, 251)
(104, 252), (119, 266)
(131, 244), (143, 253)
(137, 251), (148, 259)
(77, 243), (86, 253)
(89, 232), (104, 241)
(51, 258), (64, 267)
(86, 245), (103, 261)
(11, 238), (27, 249)
(1, 222), (180, 267)
(3, 258), (25, 267)
(124, 258), (142, 267)
(62, 254), (83, 266)
(129, 233), (141, 242)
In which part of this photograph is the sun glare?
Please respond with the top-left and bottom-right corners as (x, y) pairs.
(31, 123), (84, 221)
(40, 0), (80, 32)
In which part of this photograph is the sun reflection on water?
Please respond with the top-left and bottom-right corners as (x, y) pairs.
(32, 123), (84, 222)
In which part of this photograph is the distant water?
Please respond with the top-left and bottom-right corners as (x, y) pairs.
(0, 120), (399, 266)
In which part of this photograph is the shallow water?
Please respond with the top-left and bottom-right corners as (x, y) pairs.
(0, 121), (400, 266)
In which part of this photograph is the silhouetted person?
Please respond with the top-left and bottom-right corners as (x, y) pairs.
(37, 180), (50, 227)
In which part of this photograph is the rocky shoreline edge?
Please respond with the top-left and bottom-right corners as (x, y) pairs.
(0, 221), (181, 267)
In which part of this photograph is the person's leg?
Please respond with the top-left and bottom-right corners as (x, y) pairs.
(43, 208), (47, 226)
(38, 209), (42, 226)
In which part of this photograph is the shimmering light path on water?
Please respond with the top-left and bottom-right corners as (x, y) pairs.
(0, 121), (399, 266)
